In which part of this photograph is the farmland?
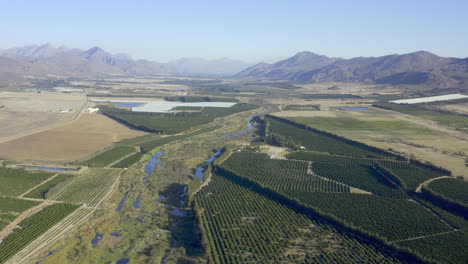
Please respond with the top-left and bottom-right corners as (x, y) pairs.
(194, 171), (411, 264)
(49, 168), (120, 206)
(80, 145), (136, 167)
(0, 114), (146, 162)
(0, 203), (79, 264)
(23, 174), (72, 199)
(100, 103), (258, 134)
(396, 230), (468, 264)
(0, 91), (87, 143)
(221, 152), (350, 193)
(288, 192), (452, 241)
(0, 78), (466, 264)
(0, 197), (40, 222)
(266, 115), (393, 158)
(425, 178), (468, 206)
(373, 102), (468, 132)
(111, 152), (144, 168)
(274, 107), (468, 178)
(0, 168), (54, 196)
(311, 162), (407, 198)
(218, 151), (453, 241)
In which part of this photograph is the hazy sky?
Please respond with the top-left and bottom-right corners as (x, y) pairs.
(1, 0), (467, 62)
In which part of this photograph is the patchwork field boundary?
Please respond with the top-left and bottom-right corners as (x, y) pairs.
(4, 169), (120, 263)
(18, 174), (59, 198)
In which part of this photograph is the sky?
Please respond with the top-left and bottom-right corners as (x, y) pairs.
(1, 0), (467, 62)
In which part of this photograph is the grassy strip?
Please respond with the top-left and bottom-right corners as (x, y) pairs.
(80, 146), (135, 167)
(23, 175), (72, 199)
(0, 203), (79, 264)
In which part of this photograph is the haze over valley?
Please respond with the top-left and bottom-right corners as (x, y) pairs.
(0, 1), (467, 264)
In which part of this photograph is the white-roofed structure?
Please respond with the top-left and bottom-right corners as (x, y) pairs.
(389, 94), (468, 104)
(90, 99), (237, 113)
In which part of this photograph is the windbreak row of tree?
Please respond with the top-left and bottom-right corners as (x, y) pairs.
(265, 115), (400, 158)
(193, 171), (412, 264)
(100, 103), (258, 134)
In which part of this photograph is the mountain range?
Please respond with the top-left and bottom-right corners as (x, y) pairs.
(0, 44), (250, 83)
(0, 44), (467, 91)
(236, 51), (468, 90)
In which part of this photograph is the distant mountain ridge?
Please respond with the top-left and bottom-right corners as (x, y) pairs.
(0, 44), (168, 77)
(0, 44), (253, 79)
(235, 51), (468, 90)
(1, 44), (467, 91)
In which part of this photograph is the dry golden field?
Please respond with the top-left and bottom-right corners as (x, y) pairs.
(0, 92), (87, 142)
(0, 114), (146, 162)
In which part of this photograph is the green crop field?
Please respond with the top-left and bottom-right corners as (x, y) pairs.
(311, 162), (407, 198)
(266, 116), (391, 158)
(100, 103), (257, 134)
(0, 197), (40, 231)
(194, 171), (410, 264)
(80, 145), (135, 167)
(286, 151), (446, 191)
(23, 174), (72, 199)
(49, 168), (120, 207)
(0, 197), (40, 213)
(377, 160), (443, 190)
(221, 152), (350, 193)
(111, 152), (144, 168)
(426, 178), (468, 205)
(373, 102), (468, 132)
(289, 116), (435, 136)
(286, 151), (382, 165)
(284, 192), (453, 242)
(396, 230), (468, 264)
(0, 203), (79, 264)
(0, 168), (54, 197)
